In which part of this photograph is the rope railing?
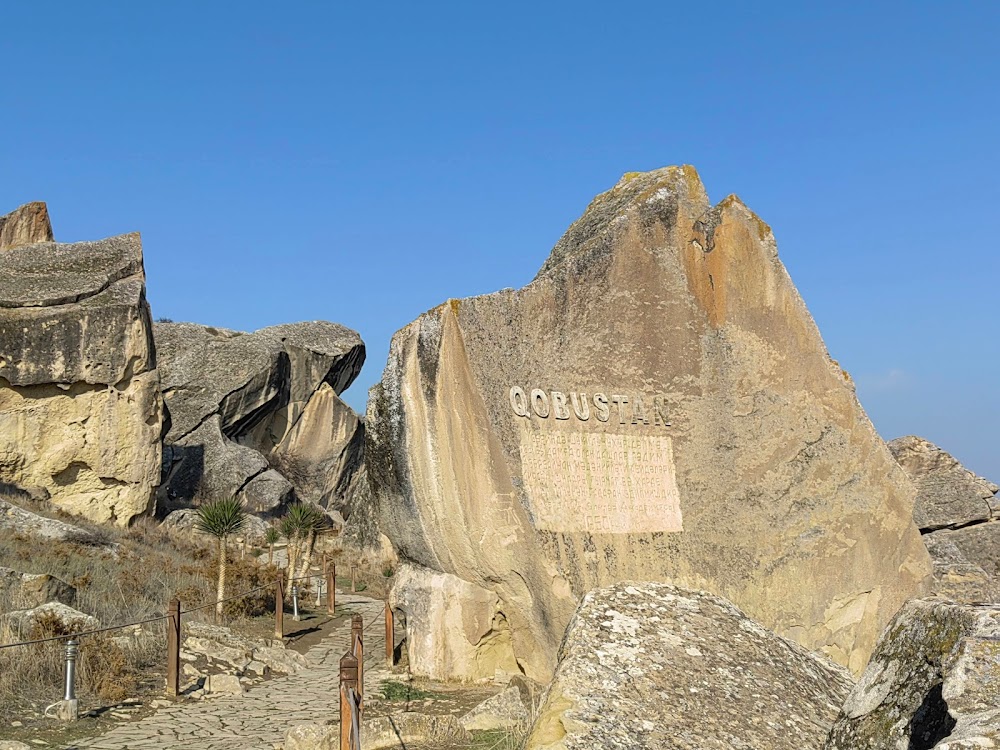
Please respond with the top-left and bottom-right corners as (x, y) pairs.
(0, 554), (379, 723)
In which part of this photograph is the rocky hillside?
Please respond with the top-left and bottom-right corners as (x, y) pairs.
(890, 435), (1000, 602)
(0, 203), (162, 525)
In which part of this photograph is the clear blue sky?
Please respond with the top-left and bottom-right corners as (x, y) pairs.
(3, 3), (997, 479)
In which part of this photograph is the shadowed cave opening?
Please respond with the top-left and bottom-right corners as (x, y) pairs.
(907, 682), (957, 750)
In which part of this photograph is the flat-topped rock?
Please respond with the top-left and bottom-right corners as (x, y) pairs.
(368, 166), (931, 681)
(0, 201), (52, 251)
(0, 214), (161, 525)
(525, 582), (853, 750)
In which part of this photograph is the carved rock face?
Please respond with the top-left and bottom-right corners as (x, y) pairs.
(369, 166), (931, 682)
(0, 228), (162, 525)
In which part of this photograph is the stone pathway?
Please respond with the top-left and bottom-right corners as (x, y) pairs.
(71, 595), (389, 750)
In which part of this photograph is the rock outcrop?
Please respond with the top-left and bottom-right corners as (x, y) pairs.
(0, 215), (162, 525)
(825, 598), (1000, 750)
(525, 582), (853, 750)
(889, 436), (1000, 603)
(0, 495), (109, 544)
(367, 166), (932, 681)
(0, 202), (52, 251)
(155, 321), (364, 515)
(0, 566), (76, 609)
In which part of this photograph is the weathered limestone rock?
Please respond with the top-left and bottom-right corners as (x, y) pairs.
(390, 563), (519, 682)
(368, 166), (932, 681)
(1, 602), (99, 636)
(461, 686), (530, 731)
(183, 621), (307, 674)
(825, 598), (1000, 750)
(0, 202), (52, 251)
(525, 582), (853, 750)
(155, 321), (364, 515)
(0, 566), (76, 608)
(0, 225), (162, 525)
(285, 714), (469, 750)
(889, 436), (1000, 603)
(0, 495), (107, 544)
(203, 673), (244, 696)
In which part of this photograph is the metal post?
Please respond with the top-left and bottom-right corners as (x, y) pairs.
(59, 639), (79, 720)
(274, 571), (284, 638)
(329, 563), (337, 614)
(166, 598), (181, 697)
(292, 585), (300, 622)
(385, 600), (394, 668)
(351, 613), (364, 706)
(339, 651), (359, 750)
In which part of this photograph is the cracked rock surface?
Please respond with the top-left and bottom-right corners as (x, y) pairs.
(825, 598), (1000, 750)
(890, 436), (1000, 602)
(0, 205), (162, 525)
(155, 321), (364, 515)
(525, 582), (853, 750)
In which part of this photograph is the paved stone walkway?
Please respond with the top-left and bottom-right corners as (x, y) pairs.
(71, 595), (389, 750)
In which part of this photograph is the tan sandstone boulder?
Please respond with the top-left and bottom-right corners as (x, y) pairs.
(525, 582), (853, 750)
(367, 166), (932, 682)
(0, 202), (52, 251)
(0, 210), (162, 525)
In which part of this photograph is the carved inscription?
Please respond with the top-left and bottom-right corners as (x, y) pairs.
(518, 429), (683, 534)
(509, 387), (671, 426)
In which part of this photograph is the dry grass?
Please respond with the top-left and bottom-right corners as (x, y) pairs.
(0, 508), (281, 722)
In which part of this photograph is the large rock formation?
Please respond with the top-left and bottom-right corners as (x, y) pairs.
(155, 321), (365, 515)
(368, 166), (932, 682)
(889, 436), (1000, 603)
(0, 202), (52, 251)
(825, 598), (1000, 750)
(0, 210), (162, 525)
(525, 582), (853, 750)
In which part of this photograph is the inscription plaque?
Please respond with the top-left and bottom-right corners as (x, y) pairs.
(518, 428), (683, 534)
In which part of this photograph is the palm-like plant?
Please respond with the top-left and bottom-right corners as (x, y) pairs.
(280, 503), (326, 585)
(195, 497), (247, 619)
(264, 525), (281, 565)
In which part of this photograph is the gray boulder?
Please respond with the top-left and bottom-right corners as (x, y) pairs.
(890, 436), (1000, 602)
(155, 321), (364, 515)
(825, 598), (1000, 750)
(0, 201), (52, 251)
(524, 581), (853, 750)
(0, 566), (76, 608)
(0, 495), (106, 544)
(1, 602), (100, 637)
(0, 214), (163, 525)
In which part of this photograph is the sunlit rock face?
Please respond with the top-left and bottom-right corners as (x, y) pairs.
(368, 166), (933, 683)
(525, 582), (854, 750)
(0, 213), (162, 525)
(889, 435), (1000, 602)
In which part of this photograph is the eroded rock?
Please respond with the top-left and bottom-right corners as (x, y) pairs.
(183, 621), (307, 675)
(0, 202), (52, 251)
(368, 166), (931, 680)
(1, 602), (100, 636)
(825, 598), (1000, 750)
(155, 321), (364, 516)
(0, 566), (76, 608)
(524, 582), (853, 750)
(0, 217), (162, 525)
(461, 686), (530, 731)
(890, 436), (1000, 603)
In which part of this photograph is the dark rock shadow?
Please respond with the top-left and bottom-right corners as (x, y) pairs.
(908, 682), (957, 750)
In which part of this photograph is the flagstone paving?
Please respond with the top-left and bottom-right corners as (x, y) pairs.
(71, 594), (389, 750)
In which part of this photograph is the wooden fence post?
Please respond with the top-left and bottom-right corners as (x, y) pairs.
(351, 613), (364, 705)
(340, 651), (359, 750)
(327, 564), (336, 615)
(274, 571), (284, 639)
(166, 598), (181, 697)
(385, 600), (393, 668)
(351, 564), (357, 593)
